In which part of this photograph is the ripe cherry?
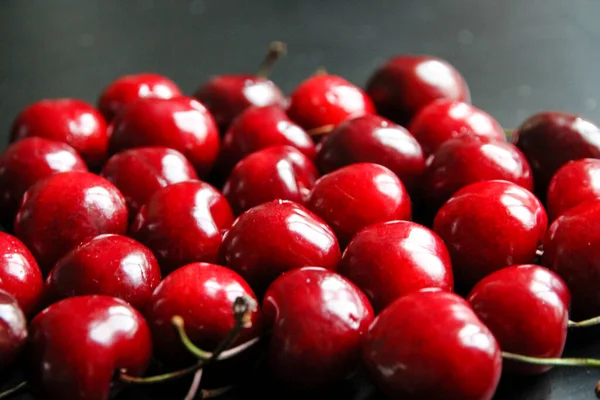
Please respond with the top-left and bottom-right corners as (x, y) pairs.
(0, 289), (27, 373)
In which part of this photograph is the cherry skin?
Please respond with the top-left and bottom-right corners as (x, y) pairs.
(546, 158), (600, 221)
(315, 114), (425, 193)
(130, 180), (233, 275)
(223, 145), (319, 215)
(409, 99), (506, 155)
(97, 72), (183, 122)
(287, 74), (375, 131)
(219, 200), (341, 295)
(262, 267), (374, 389)
(14, 171), (128, 274)
(366, 55), (470, 127)
(101, 146), (198, 217)
(26, 295), (152, 400)
(45, 234), (161, 312)
(433, 180), (547, 291)
(307, 163), (412, 247)
(10, 99), (109, 170)
(338, 220), (453, 312)
(467, 264), (569, 375)
(362, 289), (501, 400)
(109, 97), (220, 178)
(0, 289), (27, 373)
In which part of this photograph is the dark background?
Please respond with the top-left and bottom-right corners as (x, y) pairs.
(2, 0), (600, 399)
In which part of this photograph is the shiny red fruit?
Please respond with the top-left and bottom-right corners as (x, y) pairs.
(366, 55), (470, 127)
(10, 99), (109, 169)
(0, 289), (27, 372)
(363, 290), (501, 400)
(109, 97), (220, 178)
(219, 200), (341, 294)
(287, 74), (375, 131)
(467, 264), (569, 375)
(315, 114), (425, 193)
(26, 295), (152, 400)
(101, 146), (198, 217)
(263, 267), (374, 388)
(307, 163), (412, 246)
(434, 180), (547, 290)
(14, 171), (128, 273)
(338, 221), (453, 312)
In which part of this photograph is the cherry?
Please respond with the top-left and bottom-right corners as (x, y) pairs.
(409, 99), (506, 155)
(433, 180), (547, 291)
(467, 264), (569, 375)
(306, 163), (411, 246)
(218, 200), (341, 295)
(10, 99), (109, 170)
(26, 295), (152, 400)
(366, 55), (470, 127)
(101, 146), (198, 217)
(262, 267), (373, 388)
(45, 234), (161, 311)
(287, 74), (375, 131)
(14, 171), (128, 274)
(222, 146), (319, 215)
(338, 220), (453, 312)
(315, 114), (425, 193)
(97, 73), (183, 122)
(109, 97), (220, 178)
(0, 289), (27, 373)
(129, 180), (233, 275)
(362, 289), (501, 400)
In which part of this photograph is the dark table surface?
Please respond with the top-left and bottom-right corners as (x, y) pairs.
(2, 0), (600, 399)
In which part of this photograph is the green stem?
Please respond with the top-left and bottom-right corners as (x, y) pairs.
(0, 381), (27, 399)
(568, 316), (600, 328)
(502, 351), (600, 367)
(256, 41), (286, 78)
(118, 362), (203, 385)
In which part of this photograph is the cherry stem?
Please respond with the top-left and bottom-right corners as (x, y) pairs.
(256, 41), (287, 78)
(0, 381), (27, 399)
(307, 124), (335, 137)
(313, 67), (328, 76)
(184, 368), (203, 400)
(502, 351), (600, 367)
(568, 316), (600, 328)
(503, 128), (516, 138)
(201, 385), (234, 399)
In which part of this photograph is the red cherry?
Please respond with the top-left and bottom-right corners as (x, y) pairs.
(434, 180), (547, 291)
(10, 99), (109, 170)
(101, 146), (198, 217)
(223, 145), (319, 215)
(409, 99), (506, 155)
(0, 289), (27, 372)
(315, 114), (425, 193)
(307, 163), (411, 246)
(147, 262), (261, 365)
(366, 55), (470, 127)
(26, 295), (152, 400)
(546, 158), (600, 221)
(362, 290), (501, 400)
(262, 267), (373, 388)
(14, 171), (128, 273)
(97, 73), (183, 122)
(109, 97), (220, 178)
(129, 180), (233, 275)
(0, 232), (43, 316)
(219, 200), (341, 294)
(45, 234), (161, 311)
(338, 220), (453, 312)
(287, 74), (375, 131)
(467, 264), (569, 375)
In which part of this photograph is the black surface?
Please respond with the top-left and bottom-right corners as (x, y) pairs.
(1, 1), (600, 399)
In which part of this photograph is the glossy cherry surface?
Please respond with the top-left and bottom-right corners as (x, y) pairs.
(0, 289), (27, 372)
(262, 267), (374, 388)
(307, 163), (412, 246)
(26, 295), (152, 400)
(109, 97), (220, 178)
(14, 171), (128, 273)
(366, 55), (470, 127)
(315, 114), (425, 193)
(130, 180), (233, 275)
(362, 290), (501, 400)
(467, 264), (569, 375)
(97, 72), (183, 121)
(101, 146), (198, 217)
(434, 180), (547, 291)
(287, 74), (375, 131)
(219, 200), (341, 294)
(338, 220), (453, 311)
(223, 145), (319, 215)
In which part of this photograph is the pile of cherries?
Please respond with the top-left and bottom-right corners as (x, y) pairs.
(3, 42), (600, 400)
